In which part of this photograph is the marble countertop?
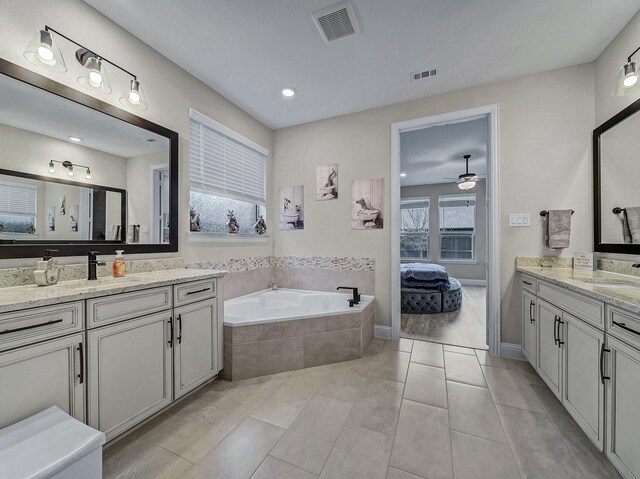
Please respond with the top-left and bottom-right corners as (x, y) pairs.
(517, 266), (640, 315)
(0, 268), (226, 314)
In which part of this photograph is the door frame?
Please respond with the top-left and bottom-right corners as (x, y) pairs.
(390, 104), (501, 355)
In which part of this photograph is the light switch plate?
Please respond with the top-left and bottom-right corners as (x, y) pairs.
(509, 213), (531, 227)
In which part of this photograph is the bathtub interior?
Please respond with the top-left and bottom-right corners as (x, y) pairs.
(224, 289), (374, 325)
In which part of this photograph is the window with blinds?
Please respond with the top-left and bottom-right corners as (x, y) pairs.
(438, 194), (476, 260)
(188, 109), (269, 236)
(0, 180), (38, 235)
(401, 197), (430, 259)
(189, 109), (267, 205)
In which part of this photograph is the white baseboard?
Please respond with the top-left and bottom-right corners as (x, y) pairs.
(458, 278), (487, 286)
(374, 325), (392, 339)
(500, 342), (526, 360)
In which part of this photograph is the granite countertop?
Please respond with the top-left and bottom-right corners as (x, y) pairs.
(517, 266), (640, 315)
(0, 268), (226, 314)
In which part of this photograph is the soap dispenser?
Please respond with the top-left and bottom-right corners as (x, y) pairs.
(113, 250), (126, 278)
(33, 249), (60, 286)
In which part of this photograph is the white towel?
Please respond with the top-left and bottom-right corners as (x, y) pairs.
(547, 210), (572, 249)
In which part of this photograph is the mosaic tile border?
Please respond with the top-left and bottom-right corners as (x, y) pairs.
(187, 256), (276, 272)
(187, 256), (375, 272)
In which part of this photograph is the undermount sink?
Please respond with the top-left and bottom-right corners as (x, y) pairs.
(577, 278), (639, 289)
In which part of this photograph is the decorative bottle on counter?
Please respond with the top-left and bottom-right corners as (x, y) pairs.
(113, 250), (126, 277)
(33, 249), (60, 286)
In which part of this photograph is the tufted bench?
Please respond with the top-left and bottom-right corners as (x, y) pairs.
(401, 277), (463, 314)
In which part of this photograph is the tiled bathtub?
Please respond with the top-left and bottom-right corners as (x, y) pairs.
(223, 289), (375, 380)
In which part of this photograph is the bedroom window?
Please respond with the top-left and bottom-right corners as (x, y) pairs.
(189, 109), (268, 239)
(400, 198), (429, 259)
(438, 194), (475, 260)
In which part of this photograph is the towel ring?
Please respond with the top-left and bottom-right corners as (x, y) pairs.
(540, 210), (575, 217)
(612, 207), (626, 214)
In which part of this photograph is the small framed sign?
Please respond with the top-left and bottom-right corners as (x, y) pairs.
(573, 252), (595, 276)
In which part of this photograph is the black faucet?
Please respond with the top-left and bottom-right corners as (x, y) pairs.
(337, 286), (360, 306)
(633, 263), (640, 268)
(88, 251), (106, 280)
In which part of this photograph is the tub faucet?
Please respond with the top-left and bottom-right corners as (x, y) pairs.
(87, 251), (106, 280)
(337, 287), (360, 305)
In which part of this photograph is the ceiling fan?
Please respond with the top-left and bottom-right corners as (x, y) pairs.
(443, 154), (485, 190)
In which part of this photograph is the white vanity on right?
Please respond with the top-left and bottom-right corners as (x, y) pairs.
(518, 263), (640, 479)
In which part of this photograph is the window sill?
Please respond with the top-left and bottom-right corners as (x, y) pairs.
(187, 232), (270, 243)
(401, 258), (431, 262)
(437, 259), (478, 265)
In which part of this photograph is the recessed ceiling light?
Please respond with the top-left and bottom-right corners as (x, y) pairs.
(281, 86), (297, 97)
(68, 136), (83, 142)
(400, 172), (407, 177)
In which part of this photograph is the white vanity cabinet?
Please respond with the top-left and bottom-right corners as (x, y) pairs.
(536, 298), (563, 399)
(521, 289), (537, 367)
(521, 273), (606, 452)
(0, 333), (85, 429)
(0, 302), (85, 429)
(87, 310), (173, 440)
(604, 305), (640, 479)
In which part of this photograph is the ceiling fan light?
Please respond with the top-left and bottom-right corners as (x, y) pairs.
(24, 29), (67, 72)
(458, 179), (476, 190)
(119, 79), (148, 110)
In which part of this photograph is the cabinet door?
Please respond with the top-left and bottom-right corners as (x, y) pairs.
(0, 333), (85, 429)
(522, 290), (537, 368)
(562, 314), (604, 451)
(605, 335), (640, 479)
(174, 298), (218, 399)
(537, 299), (562, 399)
(88, 311), (172, 440)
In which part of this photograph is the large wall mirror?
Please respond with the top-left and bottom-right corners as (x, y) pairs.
(0, 59), (178, 258)
(594, 97), (640, 254)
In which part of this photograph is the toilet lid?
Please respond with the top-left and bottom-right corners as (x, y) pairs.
(0, 406), (105, 479)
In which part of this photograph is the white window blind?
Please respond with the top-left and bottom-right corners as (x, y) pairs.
(0, 180), (37, 216)
(189, 109), (268, 205)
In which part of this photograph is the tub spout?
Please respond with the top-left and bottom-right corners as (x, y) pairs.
(337, 286), (360, 305)
(271, 282), (279, 290)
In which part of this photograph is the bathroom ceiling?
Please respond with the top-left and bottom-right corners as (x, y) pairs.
(84, 0), (640, 129)
(400, 117), (487, 187)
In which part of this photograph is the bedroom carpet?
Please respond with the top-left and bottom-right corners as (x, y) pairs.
(401, 285), (487, 350)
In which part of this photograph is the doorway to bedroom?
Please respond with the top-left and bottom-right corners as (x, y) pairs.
(391, 106), (499, 352)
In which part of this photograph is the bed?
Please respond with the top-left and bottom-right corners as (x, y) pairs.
(400, 263), (463, 314)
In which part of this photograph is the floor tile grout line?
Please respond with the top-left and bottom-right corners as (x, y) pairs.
(443, 350), (457, 479)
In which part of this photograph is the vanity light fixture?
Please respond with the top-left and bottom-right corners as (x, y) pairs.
(613, 45), (640, 96)
(23, 29), (67, 73)
(23, 26), (149, 109)
(281, 86), (297, 97)
(47, 159), (93, 180)
(68, 136), (83, 142)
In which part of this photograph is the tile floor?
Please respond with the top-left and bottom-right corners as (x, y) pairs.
(401, 286), (487, 350)
(103, 338), (621, 479)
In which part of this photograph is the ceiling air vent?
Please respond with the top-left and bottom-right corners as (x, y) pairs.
(410, 69), (437, 81)
(313, 1), (360, 43)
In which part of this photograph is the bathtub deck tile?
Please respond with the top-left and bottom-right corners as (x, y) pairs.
(258, 320), (303, 341)
(304, 328), (361, 368)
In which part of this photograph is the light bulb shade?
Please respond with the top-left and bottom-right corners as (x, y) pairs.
(48, 160), (56, 173)
(119, 79), (148, 110)
(85, 168), (92, 180)
(77, 55), (112, 94)
(458, 180), (476, 190)
(67, 165), (74, 176)
(612, 62), (640, 97)
(24, 29), (67, 73)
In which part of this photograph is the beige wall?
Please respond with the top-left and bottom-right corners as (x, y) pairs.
(273, 64), (595, 343)
(0, 0), (273, 265)
(401, 181), (487, 281)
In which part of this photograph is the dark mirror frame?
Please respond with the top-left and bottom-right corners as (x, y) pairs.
(593, 95), (640, 255)
(0, 58), (178, 259)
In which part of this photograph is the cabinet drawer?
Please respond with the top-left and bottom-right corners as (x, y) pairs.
(537, 280), (604, 329)
(521, 274), (537, 293)
(87, 286), (172, 328)
(607, 305), (640, 349)
(174, 279), (216, 307)
(0, 302), (83, 352)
